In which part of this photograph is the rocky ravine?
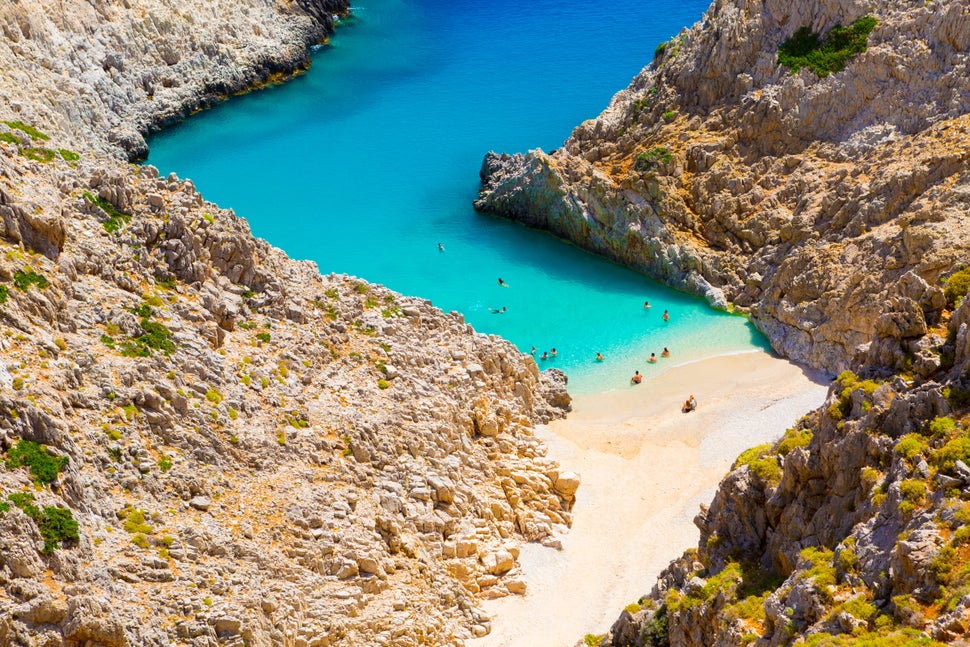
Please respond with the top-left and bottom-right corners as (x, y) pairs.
(0, 123), (576, 646)
(475, 0), (970, 375)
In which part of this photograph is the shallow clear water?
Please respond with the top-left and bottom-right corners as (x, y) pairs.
(147, 0), (770, 393)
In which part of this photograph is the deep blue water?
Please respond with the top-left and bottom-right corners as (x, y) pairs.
(147, 0), (770, 392)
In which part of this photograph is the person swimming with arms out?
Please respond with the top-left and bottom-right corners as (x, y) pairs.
(489, 306), (507, 314)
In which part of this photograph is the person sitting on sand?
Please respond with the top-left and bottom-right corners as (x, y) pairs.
(682, 394), (697, 412)
(498, 277), (508, 287)
(540, 352), (548, 360)
(643, 300), (651, 309)
(662, 347), (670, 357)
(662, 309), (670, 322)
(648, 353), (657, 363)
(631, 370), (642, 384)
(596, 352), (604, 361)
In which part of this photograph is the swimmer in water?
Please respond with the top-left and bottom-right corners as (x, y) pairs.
(643, 300), (651, 309)
(438, 242), (445, 251)
(550, 348), (558, 357)
(489, 306), (507, 314)
(662, 347), (670, 357)
(631, 370), (642, 384)
(649, 353), (657, 363)
(662, 309), (670, 322)
(596, 352), (604, 361)
(498, 277), (508, 287)
(540, 351), (548, 360)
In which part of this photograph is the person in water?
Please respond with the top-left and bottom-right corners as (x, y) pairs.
(498, 277), (508, 287)
(438, 242), (445, 251)
(643, 301), (651, 309)
(648, 353), (657, 363)
(662, 309), (670, 322)
(489, 306), (507, 314)
(662, 347), (670, 357)
(631, 370), (642, 384)
(596, 352), (604, 361)
(531, 346), (537, 356)
(540, 351), (548, 360)
(550, 348), (558, 357)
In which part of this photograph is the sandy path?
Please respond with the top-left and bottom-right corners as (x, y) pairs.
(475, 351), (830, 647)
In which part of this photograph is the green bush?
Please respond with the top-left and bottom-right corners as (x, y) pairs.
(0, 132), (18, 145)
(933, 435), (970, 473)
(123, 508), (154, 534)
(0, 285), (8, 304)
(899, 479), (927, 505)
(634, 147), (673, 171)
(7, 492), (78, 554)
(929, 416), (958, 437)
(944, 267), (970, 307)
(662, 110), (677, 123)
(377, 378), (390, 390)
(13, 269), (48, 291)
(895, 434), (925, 461)
(777, 16), (877, 77)
(256, 332), (271, 343)
(57, 148), (79, 162)
(5, 440), (68, 485)
(777, 427), (813, 456)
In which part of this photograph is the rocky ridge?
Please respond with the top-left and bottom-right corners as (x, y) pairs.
(0, 123), (575, 646)
(475, 0), (970, 374)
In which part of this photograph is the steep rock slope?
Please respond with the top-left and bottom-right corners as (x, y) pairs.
(0, 125), (573, 646)
(476, 0), (970, 374)
(598, 284), (970, 646)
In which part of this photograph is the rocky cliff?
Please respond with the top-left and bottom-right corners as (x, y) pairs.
(0, 2), (579, 645)
(475, 0), (970, 375)
(597, 278), (970, 646)
(0, 0), (350, 160)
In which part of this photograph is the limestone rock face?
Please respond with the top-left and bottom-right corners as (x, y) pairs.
(0, 103), (572, 647)
(476, 0), (970, 374)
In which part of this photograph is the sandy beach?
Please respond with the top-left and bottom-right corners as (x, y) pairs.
(475, 351), (830, 647)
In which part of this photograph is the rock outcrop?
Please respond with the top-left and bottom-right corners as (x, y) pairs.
(0, 124), (572, 646)
(476, 0), (970, 374)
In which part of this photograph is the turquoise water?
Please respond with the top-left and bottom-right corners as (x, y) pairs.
(147, 0), (770, 393)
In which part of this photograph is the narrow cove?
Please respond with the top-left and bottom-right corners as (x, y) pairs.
(146, 0), (769, 394)
(146, 1), (829, 643)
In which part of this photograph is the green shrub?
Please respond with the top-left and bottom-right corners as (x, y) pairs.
(929, 416), (958, 437)
(0, 285), (8, 304)
(82, 191), (131, 233)
(120, 317), (175, 357)
(205, 388), (223, 405)
(654, 42), (667, 59)
(5, 439), (68, 485)
(0, 132), (18, 145)
(662, 110), (677, 123)
(933, 435), (970, 473)
(584, 635), (605, 646)
(777, 16), (878, 77)
(944, 267), (970, 307)
(7, 492), (78, 553)
(19, 147), (57, 163)
(634, 147), (673, 171)
(641, 604), (668, 646)
(57, 148), (79, 162)
(131, 533), (150, 549)
(256, 332), (271, 343)
(158, 455), (173, 472)
(100, 334), (115, 348)
(13, 269), (48, 291)
(899, 479), (927, 505)
(123, 508), (154, 534)
(4, 121), (49, 140)
(895, 434), (925, 461)
(377, 378), (390, 390)
(777, 427), (812, 456)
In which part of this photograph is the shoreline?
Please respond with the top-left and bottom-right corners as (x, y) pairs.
(476, 350), (829, 647)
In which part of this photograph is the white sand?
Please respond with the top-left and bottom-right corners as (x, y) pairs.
(475, 351), (829, 647)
